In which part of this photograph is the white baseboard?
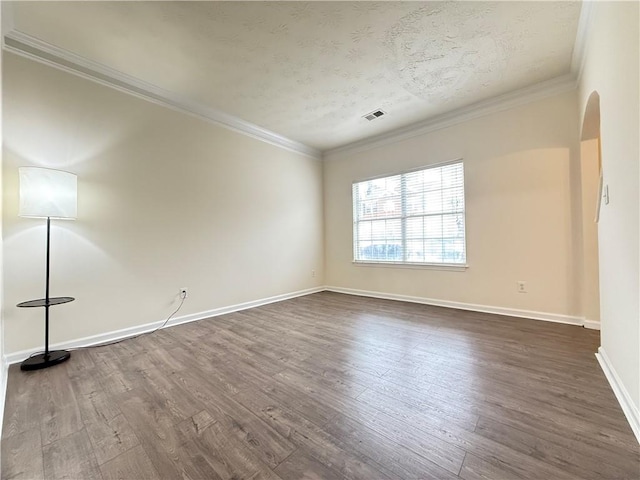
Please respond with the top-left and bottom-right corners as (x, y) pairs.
(325, 286), (585, 326)
(5, 286), (325, 365)
(4, 285), (598, 364)
(595, 347), (640, 444)
(583, 319), (601, 330)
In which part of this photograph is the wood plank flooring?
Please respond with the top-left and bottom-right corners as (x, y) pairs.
(2, 292), (639, 479)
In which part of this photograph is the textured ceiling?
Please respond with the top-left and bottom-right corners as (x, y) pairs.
(9, 1), (581, 151)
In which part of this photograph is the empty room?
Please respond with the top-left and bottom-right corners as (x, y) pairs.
(0, 1), (638, 479)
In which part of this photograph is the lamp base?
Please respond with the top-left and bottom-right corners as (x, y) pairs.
(20, 350), (71, 371)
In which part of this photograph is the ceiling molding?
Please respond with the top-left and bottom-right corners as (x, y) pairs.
(571, 1), (594, 83)
(323, 73), (578, 159)
(2, 30), (322, 160)
(2, 7), (583, 162)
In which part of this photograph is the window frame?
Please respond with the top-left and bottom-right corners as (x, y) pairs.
(352, 159), (468, 269)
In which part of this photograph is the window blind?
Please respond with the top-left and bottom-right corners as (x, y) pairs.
(352, 161), (466, 265)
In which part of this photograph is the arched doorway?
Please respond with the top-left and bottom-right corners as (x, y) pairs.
(580, 91), (601, 328)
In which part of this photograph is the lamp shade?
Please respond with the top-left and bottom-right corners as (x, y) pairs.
(19, 167), (77, 219)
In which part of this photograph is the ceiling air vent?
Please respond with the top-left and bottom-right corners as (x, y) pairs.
(363, 109), (386, 121)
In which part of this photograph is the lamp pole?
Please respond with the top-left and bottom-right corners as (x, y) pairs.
(44, 216), (51, 358)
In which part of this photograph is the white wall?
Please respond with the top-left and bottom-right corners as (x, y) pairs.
(578, 1), (639, 425)
(324, 91), (582, 320)
(2, 53), (324, 354)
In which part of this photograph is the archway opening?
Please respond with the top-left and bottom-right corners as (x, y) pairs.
(580, 91), (601, 327)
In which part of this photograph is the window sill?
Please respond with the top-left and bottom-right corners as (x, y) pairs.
(352, 261), (468, 271)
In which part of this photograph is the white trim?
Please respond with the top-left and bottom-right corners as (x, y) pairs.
(583, 319), (601, 330)
(326, 286), (584, 326)
(2, 30), (321, 160)
(324, 74), (577, 158)
(571, 0), (594, 83)
(352, 261), (468, 272)
(5, 286), (324, 365)
(595, 347), (640, 444)
(1, 28), (580, 162)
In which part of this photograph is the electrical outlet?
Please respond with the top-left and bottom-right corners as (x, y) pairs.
(180, 288), (188, 299)
(312, 270), (316, 278)
(517, 281), (527, 293)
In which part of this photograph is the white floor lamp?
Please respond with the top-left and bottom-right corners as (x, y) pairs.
(17, 167), (77, 371)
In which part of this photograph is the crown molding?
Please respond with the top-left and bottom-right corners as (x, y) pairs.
(571, 0), (594, 83)
(2, 30), (322, 160)
(324, 73), (578, 159)
(3, 23), (583, 162)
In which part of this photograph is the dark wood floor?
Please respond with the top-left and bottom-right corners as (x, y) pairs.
(2, 292), (639, 479)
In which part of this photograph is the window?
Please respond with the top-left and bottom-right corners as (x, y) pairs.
(352, 161), (466, 265)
